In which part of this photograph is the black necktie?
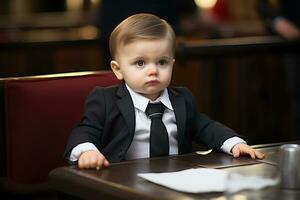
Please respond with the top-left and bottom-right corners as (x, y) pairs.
(146, 102), (169, 157)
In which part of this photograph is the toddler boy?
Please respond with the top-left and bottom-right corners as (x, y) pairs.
(65, 13), (264, 170)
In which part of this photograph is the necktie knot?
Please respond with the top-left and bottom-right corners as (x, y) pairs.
(146, 103), (165, 119)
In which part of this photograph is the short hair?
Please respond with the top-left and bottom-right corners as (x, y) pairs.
(109, 13), (176, 59)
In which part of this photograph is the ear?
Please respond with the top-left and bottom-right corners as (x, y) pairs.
(110, 60), (123, 80)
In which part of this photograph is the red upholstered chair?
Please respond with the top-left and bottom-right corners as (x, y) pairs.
(0, 71), (120, 198)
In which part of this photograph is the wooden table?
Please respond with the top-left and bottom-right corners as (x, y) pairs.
(49, 142), (300, 200)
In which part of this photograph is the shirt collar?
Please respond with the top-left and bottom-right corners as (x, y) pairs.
(125, 84), (173, 112)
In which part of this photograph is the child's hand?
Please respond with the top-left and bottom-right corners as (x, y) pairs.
(78, 150), (110, 170)
(231, 143), (265, 159)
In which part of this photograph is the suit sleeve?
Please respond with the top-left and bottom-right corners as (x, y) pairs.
(183, 88), (241, 150)
(64, 87), (106, 158)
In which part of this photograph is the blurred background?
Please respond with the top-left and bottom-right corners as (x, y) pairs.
(0, 0), (299, 145)
(0, 0), (267, 75)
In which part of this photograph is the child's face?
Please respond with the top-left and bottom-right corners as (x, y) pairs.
(111, 38), (175, 101)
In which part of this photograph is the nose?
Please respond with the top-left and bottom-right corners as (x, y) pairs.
(148, 64), (158, 76)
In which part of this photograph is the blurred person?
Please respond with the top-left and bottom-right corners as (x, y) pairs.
(257, 0), (300, 40)
(91, 0), (230, 70)
(257, 0), (300, 139)
(91, 0), (200, 70)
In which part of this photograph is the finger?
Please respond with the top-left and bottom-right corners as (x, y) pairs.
(232, 147), (240, 158)
(96, 165), (100, 171)
(244, 148), (264, 159)
(96, 156), (103, 171)
(255, 150), (265, 159)
(78, 156), (88, 169)
(84, 156), (98, 169)
(96, 153), (109, 170)
(98, 154), (110, 168)
(245, 148), (257, 159)
(103, 159), (110, 167)
(90, 156), (100, 169)
(249, 150), (256, 159)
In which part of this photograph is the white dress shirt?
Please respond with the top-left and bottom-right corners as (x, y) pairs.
(69, 85), (245, 161)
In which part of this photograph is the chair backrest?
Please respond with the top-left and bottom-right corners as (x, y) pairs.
(0, 71), (120, 184)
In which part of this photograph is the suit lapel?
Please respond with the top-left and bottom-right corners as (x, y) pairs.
(116, 84), (135, 139)
(114, 85), (187, 150)
(168, 88), (186, 145)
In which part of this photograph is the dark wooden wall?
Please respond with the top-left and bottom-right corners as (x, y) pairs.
(172, 36), (300, 144)
(1, 36), (299, 145)
(172, 54), (291, 145)
(0, 40), (103, 77)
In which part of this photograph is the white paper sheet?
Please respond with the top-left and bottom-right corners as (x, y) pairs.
(137, 168), (278, 193)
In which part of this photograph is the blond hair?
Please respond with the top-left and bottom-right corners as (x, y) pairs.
(109, 13), (176, 59)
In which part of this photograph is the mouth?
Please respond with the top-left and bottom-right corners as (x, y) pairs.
(146, 80), (159, 85)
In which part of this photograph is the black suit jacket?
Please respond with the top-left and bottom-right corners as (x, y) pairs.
(64, 84), (239, 162)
